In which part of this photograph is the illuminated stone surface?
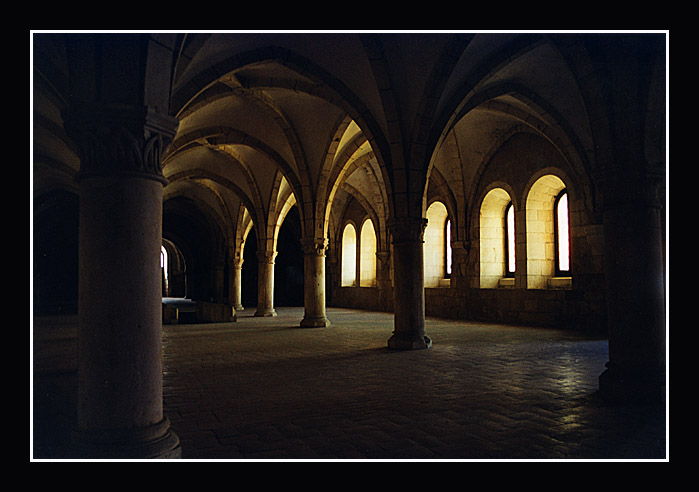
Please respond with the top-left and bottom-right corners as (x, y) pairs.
(33, 308), (665, 459)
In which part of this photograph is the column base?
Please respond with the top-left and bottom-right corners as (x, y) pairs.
(387, 333), (432, 350)
(71, 417), (181, 459)
(599, 363), (666, 404)
(254, 309), (277, 317)
(299, 316), (330, 328)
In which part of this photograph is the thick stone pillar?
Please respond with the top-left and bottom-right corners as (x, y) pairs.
(66, 105), (181, 458)
(255, 250), (277, 317)
(300, 238), (330, 328)
(598, 176), (666, 403)
(387, 217), (432, 350)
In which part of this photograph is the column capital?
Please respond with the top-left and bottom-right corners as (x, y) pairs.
(300, 237), (329, 256)
(63, 103), (178, 185)
(257, 250), (278, 264)
(595, 168), (665, 211)
(387, 217), (428, 244)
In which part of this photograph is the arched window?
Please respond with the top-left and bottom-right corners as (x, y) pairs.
(424, 201), (449, 287)
(160, 245), (169, 296)
(554, 190), (570, 275)
(479, 188), (514, 288)
(341, 223), (357, 287)
(504, 202), (516, 277)
(526, 175), (571, 289)
(445, 219), (452, 277)
(359, 219), (377, 287)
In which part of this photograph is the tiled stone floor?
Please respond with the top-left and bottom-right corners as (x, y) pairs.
(32, 307), (667, 460)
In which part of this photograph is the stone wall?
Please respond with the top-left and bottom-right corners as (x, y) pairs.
(331, 281), (607, 335)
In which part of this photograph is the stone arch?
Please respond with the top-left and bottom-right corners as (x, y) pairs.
(268, 171), (299, 253)
(359, 217), (377, 287)
(162, 190), (228, 301)
(167, 127), (305, 225)
(340, 221), (358, 287)
(235, 205), (255, 260)
(524, 173), (569, 289)
(165, 168), (265, 247)
(170, 45), (394, 210)
(323, 139), (389, 249)
(477, 186), (516, 289)
(423, 201), (450, 288)
(424, 166), (458, 238)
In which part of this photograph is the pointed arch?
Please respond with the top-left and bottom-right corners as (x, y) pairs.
(170, 45), (394, 211)
(341, 222), (357, 287)
(165, 168), (265, 248)
(359, 218), (377, 287)
(424, 201), (450, 288)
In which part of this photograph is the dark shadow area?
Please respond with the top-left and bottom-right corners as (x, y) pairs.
(274, 206), (304, 307)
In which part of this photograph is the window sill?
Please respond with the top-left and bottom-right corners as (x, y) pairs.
(498, 277), (515, 288)
(548, 276), (572, 289)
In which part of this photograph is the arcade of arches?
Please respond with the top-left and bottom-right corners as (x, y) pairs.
(32, 32), (667, 458)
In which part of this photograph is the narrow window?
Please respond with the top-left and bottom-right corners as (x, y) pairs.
(445, 219), (452, 277)
(161, 245), (169, 296)
(424, 201), (449, 287)
(504, 202), (515, 277)
(161, 245), (169, 281)
(341, 223), (357, 286)
(359, 219), (377, 287)
(554, 190), (570, 275)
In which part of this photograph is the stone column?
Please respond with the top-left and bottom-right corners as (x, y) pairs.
(65, 105), (181, 458)
(255, 250), (277, 317)
(229, 254), (244, 311)
(300, 238), (330, 328)
(598, 176), (666, 403)
(387, 217), (432, 350)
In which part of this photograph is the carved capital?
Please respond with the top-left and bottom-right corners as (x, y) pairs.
(387, 217), (428, 244)
(257, 250), (278, 264)
(64, 103), (178, 184)
(300, 237), (329, 256)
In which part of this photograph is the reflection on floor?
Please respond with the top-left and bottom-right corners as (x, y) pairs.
(32, 307), (667, 460)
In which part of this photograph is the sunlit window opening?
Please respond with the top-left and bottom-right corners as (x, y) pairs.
(341, 223), (357, 287)
(505, 202), (516, 276)
(479, 188), (513, 288)
(161, 245), (169, 279)
(445, 219), (452, 276)
(160, 245), (169, 295)
(555, 191), (570, 273)
(424, 201), (449, 287)
(526, 175), (568, 289)
(359, 219), (377, 287)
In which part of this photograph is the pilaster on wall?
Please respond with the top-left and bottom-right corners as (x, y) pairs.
(449, 240), (470, 290)
(375, 250), (393, 311)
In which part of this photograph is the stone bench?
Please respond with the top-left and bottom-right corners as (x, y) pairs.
(162, 299), (236, 324)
